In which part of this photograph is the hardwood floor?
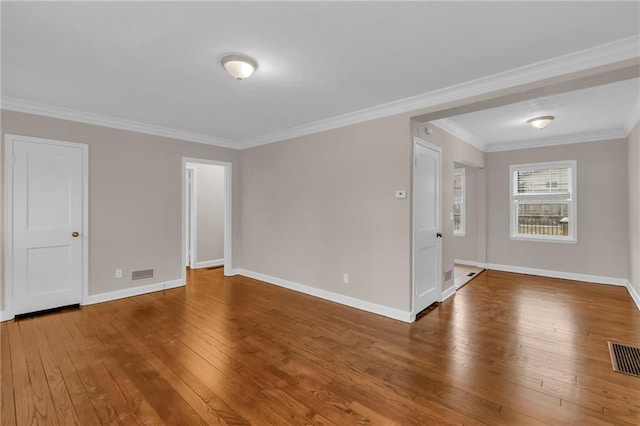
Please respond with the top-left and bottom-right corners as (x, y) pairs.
(2, 268), (640, 425)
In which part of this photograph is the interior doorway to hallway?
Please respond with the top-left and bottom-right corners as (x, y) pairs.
(182, 158), (232, 280)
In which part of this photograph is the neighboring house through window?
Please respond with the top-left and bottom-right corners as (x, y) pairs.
(510, 160), (577, 243)
(453, 168), (465, 236)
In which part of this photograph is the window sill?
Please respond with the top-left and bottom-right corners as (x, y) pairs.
(510, 235), (577, 244)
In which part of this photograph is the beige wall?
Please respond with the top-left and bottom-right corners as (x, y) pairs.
(0, 110), (240, 310)
(237, 114), (413, 311)
(486, 139), (629, 279)
(628, 121), (640, 295)
(453, 165), (486, 264)
(191, 163), (225, 264)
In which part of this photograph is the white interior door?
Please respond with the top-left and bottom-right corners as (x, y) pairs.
(413, 139), (442, 315)
(9, 135), (86, 315)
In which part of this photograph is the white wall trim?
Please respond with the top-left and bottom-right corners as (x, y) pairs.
(0, 310), (12, 322)
(3, 36), (635, 151)
(193, 259), (224, 269)
(625, 98), (640, 136)
(1, 97), (237, 149)
(235, 269), (413, 323)
(441, 286), (456, 302)
(182, 157), (233, 280)
(454, 259), (488, 268)
(487, 263), (629, 287)
(485, 128), (628, 152)
(626, 283), (640, 311)
(239, 36), (640, 148)
(432, 119), (486, 151)
(83, 279), (184, 306)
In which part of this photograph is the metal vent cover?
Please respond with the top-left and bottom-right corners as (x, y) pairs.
(132, 269), (154, 280)
(608, 342), (640, 377)
(444, 270), (452, 281)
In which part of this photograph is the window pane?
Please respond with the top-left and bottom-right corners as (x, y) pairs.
(453, 173), (462, 201)
(517, 168), (569, 194)
(453, 203), (461, 232)
(517, 203), (569, 236)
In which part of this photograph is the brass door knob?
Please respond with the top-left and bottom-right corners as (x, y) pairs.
(72, 231), (80, 237)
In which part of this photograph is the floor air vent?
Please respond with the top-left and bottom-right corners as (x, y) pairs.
(132, 269), (154, 280)
(608, 342), (640, 377)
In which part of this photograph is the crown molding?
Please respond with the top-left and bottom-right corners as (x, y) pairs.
(431, 118), (486, 151)
(0, 97), (238, 149)
(485, 128), (628, 153)
(240, 35), (640, 148)
(2, 36), (638, 150)
(625, 97), (640, 135)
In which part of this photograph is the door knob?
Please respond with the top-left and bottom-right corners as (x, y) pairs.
(436, 232), (442, 238)
(72, 231), (80, 237)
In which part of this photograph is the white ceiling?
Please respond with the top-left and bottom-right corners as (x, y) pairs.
(439, 78), (640, 152)
(2, 2), (639, 148)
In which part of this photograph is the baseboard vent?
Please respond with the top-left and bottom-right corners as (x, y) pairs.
(608, 342), (640, 377)
(444, 270), (452, 281)
(132, 269), (154, 280)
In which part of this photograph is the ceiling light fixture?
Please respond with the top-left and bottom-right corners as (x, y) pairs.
(527, 116), (554, 129)
(221, 54), (258, 80)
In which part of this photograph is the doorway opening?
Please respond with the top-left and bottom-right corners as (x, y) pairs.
(182, 158), (232, 282)
(452, 161), (486, 289)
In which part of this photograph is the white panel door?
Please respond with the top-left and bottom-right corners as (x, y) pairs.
(11, 137), (85, 315)
(413, 140), (442, 314)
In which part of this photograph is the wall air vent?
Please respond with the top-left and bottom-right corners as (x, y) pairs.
(444, 270), (453, 281)
(132, 269), (154, 280)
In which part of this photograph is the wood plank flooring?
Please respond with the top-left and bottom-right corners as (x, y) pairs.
(2, 268), (640, 425)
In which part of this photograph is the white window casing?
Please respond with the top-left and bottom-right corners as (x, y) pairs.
(453, 168), (465, 236)
(509, 160), (577, 243)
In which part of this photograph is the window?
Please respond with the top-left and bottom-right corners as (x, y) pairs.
(453, 168), (465, 236)
(510, 160), (576, 243)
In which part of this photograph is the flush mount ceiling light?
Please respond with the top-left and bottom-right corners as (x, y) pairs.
(221, 54), (258, 80)
(527, 116), (554, 129)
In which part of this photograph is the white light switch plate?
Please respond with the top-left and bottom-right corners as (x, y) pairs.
(395, 190), (407, 199)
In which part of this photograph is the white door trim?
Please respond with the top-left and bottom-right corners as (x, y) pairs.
(411, 136), (443, 320)
(3, 134), (89, 321)
(181, 157), (233, 279)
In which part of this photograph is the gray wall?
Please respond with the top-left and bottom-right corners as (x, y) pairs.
(0, 110), (240, 310)
(628, 121), (640, 295)
(486, 139), (629, 279)
(237, 114), (413, 311)
(453, 165), (486, 264)
(191, 163), (225, 265)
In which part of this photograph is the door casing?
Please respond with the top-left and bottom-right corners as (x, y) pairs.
(3, 134), (89, 321)
(411, 137), (443, 320)
(181, 157), (233, 279)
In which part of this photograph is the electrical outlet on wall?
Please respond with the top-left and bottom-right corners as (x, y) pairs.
(343, 273), (349, 284)
(115, 269), (123, 279)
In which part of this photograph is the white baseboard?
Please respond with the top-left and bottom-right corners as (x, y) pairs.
(627, 283), (640, 311)
(234, 268), (413, 323)
(193, 259), (224, 269)
(441, 285), (456, 302)
(83, 278), (184, 306)
(454, 259), (488, 268)
(486, 263), (629, 287)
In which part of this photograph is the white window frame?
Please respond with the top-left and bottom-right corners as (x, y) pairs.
(509, 160), (577, 243)
(453, 168), (465, 236)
